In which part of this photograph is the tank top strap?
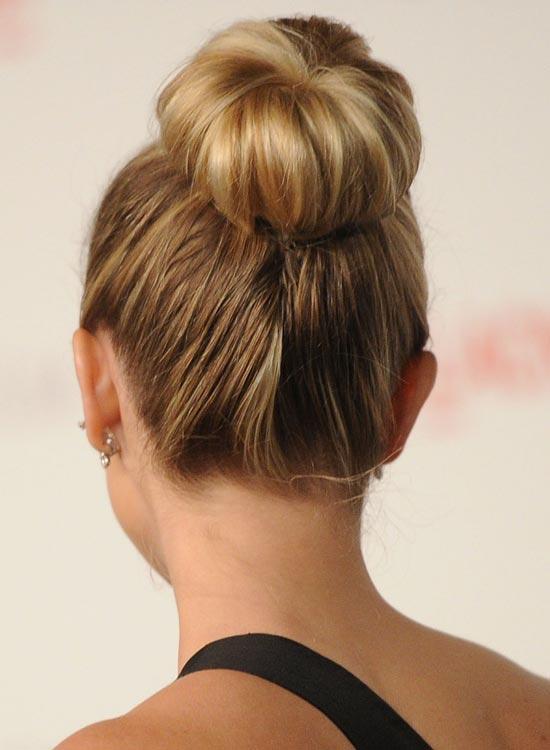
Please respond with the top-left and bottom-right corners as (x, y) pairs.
(176, 632), (433, 750)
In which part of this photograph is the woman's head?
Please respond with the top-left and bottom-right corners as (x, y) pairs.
(73, 14), (436, 563)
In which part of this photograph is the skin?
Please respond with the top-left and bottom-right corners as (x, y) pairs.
(71, 324), (437, 678)
(61, 325), (550, 748)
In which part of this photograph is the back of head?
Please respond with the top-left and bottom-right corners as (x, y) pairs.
(79, 13), (430, 513)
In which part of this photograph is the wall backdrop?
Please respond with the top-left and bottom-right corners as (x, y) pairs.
(1, 1), (548, 747)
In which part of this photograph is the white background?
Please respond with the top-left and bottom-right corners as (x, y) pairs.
(1, 1), (548, 747)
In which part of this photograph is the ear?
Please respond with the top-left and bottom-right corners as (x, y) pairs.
(383, 349), (437, 465)
(72, 327), (121, 452)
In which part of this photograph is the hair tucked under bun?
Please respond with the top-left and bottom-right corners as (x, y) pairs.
(156, 15), (422, 240)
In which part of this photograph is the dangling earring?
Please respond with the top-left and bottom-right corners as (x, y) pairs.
(77, 419), (121, 468)
(99, 428), (120, 468)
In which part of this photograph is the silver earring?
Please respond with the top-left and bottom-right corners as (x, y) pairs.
(78, 420), (86, 429)
(99, 428), (120, 468)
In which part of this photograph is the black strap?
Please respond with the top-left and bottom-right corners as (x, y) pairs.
(176, 632), (432, 750)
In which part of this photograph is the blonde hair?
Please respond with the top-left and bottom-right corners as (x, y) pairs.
(79, 13), (431, 515)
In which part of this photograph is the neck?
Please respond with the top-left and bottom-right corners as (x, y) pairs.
(146, 478), (400, 676)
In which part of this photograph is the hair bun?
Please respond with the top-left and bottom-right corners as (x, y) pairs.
(156, 15), (422, 237)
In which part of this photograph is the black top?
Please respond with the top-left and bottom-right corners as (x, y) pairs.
(176, 632), (433, 749)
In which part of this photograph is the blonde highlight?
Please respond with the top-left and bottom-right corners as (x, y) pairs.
(78, 13), (431, 514)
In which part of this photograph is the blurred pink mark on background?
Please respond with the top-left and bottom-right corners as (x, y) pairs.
(462, 306), (550, 392)
(0, 0), (37, 60)
(424, 305), (550, 435)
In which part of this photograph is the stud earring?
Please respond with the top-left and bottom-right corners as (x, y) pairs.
(78, 420), (86, 429)
(99, 428), (120, 468)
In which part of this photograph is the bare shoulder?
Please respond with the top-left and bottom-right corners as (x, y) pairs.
(468, 640), (550, 749)
(52, 715), (138, 750)
(52, 668), (343, 750)
(51, 710), (211, 750)
(51, 672), (274, 750)
(414, 620), (550, 749)
(52, 627), (550, 750)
